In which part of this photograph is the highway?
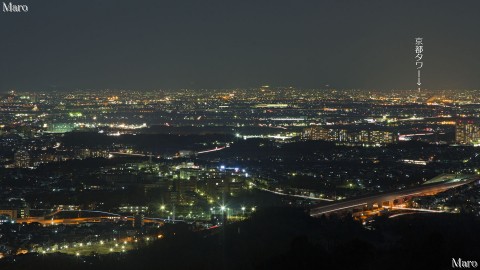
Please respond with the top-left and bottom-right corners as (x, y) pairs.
(255, 186), (334, 202)
(16, 210), (167, 225)
(310, 174), (479, 216)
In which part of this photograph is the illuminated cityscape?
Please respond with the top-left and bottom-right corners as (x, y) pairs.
(0, 87), (479, 268)
(2, 0), (480, 269)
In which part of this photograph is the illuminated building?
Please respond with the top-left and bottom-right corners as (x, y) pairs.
(455, 120), (480, 145)
(14, 150), (30, 168)
(0, 199), (30, 219)
(179, 168), (202, 180)
(368, 130), (396, 145)
(302, 126), (330, 140)
(302, 126), (395, 145)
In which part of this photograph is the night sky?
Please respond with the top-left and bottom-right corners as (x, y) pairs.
(1, 0), (480, 91)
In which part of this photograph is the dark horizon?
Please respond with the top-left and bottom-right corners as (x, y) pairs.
(2, 0), (480, 91)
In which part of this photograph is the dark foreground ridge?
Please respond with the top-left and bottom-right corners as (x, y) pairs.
(2, 207), (479, 270)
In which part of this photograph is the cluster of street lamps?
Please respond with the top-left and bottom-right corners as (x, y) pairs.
(38, 234), (162, 257)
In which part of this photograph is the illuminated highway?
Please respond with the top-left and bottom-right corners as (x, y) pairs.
(255, 186), (334, 202)
(310, 174), (479, 216)
(16, 210), (167, 225)
(196, 145), (228, 155)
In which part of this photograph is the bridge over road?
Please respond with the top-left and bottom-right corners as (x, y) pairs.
(310, 174), (479, 216)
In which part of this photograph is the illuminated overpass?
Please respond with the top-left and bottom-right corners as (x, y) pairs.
(16, 210), (165, 225)
(310, 174), (479, 216)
